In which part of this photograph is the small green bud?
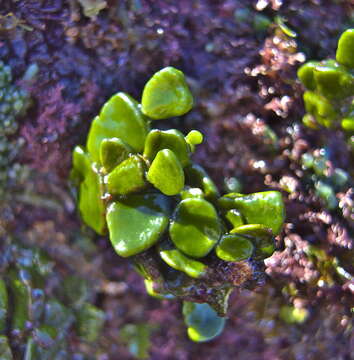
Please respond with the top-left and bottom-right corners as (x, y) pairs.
(341, 117), (354, 132)
(185, 130), (203, 150)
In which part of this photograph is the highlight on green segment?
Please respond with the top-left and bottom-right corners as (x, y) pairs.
(298, 29), (354, 132)
(141, 67), (193, 119)
(71, 66), (286, 343)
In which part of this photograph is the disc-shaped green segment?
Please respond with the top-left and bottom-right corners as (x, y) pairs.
(147, 149), (184, 196)
(143, 129), (191, 166)
(224, 209), (244, 229)
(169, 198), (221, 258)
(106, 155), (146, 196)
(182, 302), (226, 343)
(219, 191), (285, 236)
(79, 161), (106, 235)
(184, 163), (220, 201)
(231, 224), (275, 258)
(297, 61), (320, 91)
(99, 137), (132, 173)
(106, 194), (170, 257)
(215, 234), (254, 262)
(303, 91), (337, 127)
(141, 67), (193, 119)
(159, 247), (207, 278)
(86, 93), (149, 162)
(336, 29), (354, 69)
(313, 66), (354, 100)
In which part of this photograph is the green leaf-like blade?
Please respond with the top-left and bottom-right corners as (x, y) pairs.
(106, 194), (170, 257)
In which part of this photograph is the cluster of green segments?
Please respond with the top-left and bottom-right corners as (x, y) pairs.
(71, 66), (285, 342)
(298, 29), (354, 133)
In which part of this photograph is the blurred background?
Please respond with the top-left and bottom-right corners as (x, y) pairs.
(0, 1), (353, 359)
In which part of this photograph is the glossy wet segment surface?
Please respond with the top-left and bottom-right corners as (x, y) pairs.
(141, 67), (193, 120)
(147, 149), (184, 196)
(106, 194), (170, 257)
(169, 198), (221, 258)
(143, 129), (191, 166)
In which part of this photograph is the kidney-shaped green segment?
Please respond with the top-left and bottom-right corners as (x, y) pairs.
(313, 66), (354, 100)
(169, 198), (221, 258)
(231, 224), (275, 258)
(297, 61), (320, 91)
(336, 29), (354, 69)
(87, 92), (149, 162)
(106, 194), (170, 257)
(99, 137), (132, 173)
(72, 146), (106, 235)
(219, 191), (285, 236)
(159, 245), (207, 278)
(303, 91), (336, 127)
(106, 155), (146, 196)
(141, 66), (193, 120)
(143, 129), (191, 166)
(215, 234), (254, 262)
(185, 163), (220, 201)
(147, 149), (184, 196)
(182, 302), (225, 343)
